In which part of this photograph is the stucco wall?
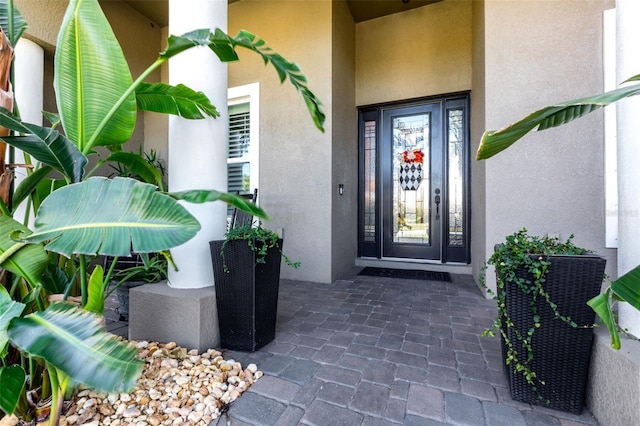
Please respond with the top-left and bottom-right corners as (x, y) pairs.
(229, 1), (334, 282)
(355, 0), (472, 106)
(331, 1), (357, 280)
(478, 0), (616, 293)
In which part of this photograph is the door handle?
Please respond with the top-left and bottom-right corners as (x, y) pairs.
(435, 188), (441, 220)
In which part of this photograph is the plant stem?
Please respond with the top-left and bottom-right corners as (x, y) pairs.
(79, 254), (87, 306)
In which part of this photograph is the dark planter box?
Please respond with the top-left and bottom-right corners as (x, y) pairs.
(501, 254), (606, 413)
(209, 238), (283, 352)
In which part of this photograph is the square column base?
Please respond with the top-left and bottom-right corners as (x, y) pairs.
(586, 326), (640, 425)
(129, 282), (219, 352)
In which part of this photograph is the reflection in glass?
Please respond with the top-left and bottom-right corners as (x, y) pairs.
(392, 113), (430, 245)
(448, 109), (464, 247)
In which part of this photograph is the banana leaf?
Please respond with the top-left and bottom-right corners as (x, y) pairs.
(14, 177), (201, 257)
(477, 80), (640, 160)
(611, 264), (640, 311)
(135, 82), (219, 119)
(0, 365), (26, 416)
(84, 266), (105, 315)
(0, 285), (25, 357)
(162, 28), (325, 132)
(0, 0), (26, 45)
(0, 215), (48, 289)
(55, 0), (136, 152)
(8, 302), (143, 392)
(170, 189), (268, 220)
(0, 107), (87, 182)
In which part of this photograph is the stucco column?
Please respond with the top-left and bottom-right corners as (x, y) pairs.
(13, 39), (43, 225)
(167, 0), (228, 289)
(616, 0), (640, 335)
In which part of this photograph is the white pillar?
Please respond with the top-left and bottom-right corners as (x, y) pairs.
(167, 0), (228, 289)
(616, 0), (640, 335)
(13, 39), (43, 225)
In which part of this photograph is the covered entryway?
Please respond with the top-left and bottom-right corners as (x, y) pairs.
(358, 94), (470, 264)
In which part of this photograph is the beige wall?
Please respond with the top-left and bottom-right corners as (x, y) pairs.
(229, 0), (335, 282)
(477, 0), (616, 293)
(331, 0), (357, 280)
(355, 0), (472, 106)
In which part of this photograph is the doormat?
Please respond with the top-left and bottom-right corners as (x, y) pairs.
(358, 267), (451, 282)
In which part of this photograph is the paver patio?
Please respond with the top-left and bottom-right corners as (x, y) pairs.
(106, 269), (600, 426)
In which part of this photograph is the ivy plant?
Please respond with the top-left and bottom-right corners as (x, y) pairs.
(480, 228), (592, 399)
(221, 222), (300, 273)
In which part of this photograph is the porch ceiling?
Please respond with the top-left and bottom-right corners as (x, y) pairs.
(122, 0), (442, 27)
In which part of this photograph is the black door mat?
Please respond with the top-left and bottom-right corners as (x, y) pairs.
(358, 267), (451, 282)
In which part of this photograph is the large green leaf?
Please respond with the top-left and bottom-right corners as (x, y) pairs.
(84, 265), (105, 315)
(8, 302), (143, 392)
(136, 82), (220, 119)
(587, 290), (620, 349)
(170, 189), (269, 220)
(0, 285), (25, 357)
(15, 177), (201, 257)
(161, 28), (325, 132)
(476, 82), (640, 160)
(0, 0), (27, 45)
(0, 215), (48, 289)
(611, 264), (640, 311)
(55, 0), (136, 152)
(0, 107), (86, 182)
(0, 365), (26, 416)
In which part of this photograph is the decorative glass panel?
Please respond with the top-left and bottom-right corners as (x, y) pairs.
(392, 113), (429, 244)
(448, 109), (464, 247)
(364, 120), (376, 242)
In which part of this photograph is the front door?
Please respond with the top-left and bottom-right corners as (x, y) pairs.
(382, 103), (442, 259)
(358, 95), (470, 263)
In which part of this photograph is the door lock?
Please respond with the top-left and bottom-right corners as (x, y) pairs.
(435, 188), (441, 220)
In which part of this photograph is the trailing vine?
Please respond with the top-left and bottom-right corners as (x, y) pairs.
(480, 228), (592, 400)
(221, 221), (300, 273)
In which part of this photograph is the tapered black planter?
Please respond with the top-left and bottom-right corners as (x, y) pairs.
(501, 254), (606, 413)
(209, 238), (283, 352)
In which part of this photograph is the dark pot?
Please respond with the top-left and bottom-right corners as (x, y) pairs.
(115, 280), (146, 321)
(209, 238), (283, 352)
(501, 254), (606, 413)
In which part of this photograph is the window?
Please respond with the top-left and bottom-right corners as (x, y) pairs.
(227, 83), (259, 216)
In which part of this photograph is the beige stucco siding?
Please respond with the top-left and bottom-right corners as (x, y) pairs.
(477, 0), (616, 292)
(229, 0), (335, 282)
(355, 0), (472, 106)
(331, 0), (357, 280)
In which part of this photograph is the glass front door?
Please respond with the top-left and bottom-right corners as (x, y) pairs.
(358, 95), (470, 263)
(382, 103), (442, 259)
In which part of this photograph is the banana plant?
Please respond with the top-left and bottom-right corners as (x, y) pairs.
(476, 74), (640, 349)
(0, 0), (325, 424)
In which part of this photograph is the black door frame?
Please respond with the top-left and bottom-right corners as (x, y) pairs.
(357, 93), (471, 264)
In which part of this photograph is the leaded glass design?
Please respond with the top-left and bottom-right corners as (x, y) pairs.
(448, 109), (464, 247)
(392, 113), (430, 245)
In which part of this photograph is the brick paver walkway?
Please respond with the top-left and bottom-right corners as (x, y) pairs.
(106, 270), (600, 426)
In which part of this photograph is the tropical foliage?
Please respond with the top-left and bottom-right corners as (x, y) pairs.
(0, 0), (324, 424)
(476, 74), (640, 350)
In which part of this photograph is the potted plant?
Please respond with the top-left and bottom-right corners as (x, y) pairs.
(481, 229), (606, 413)
(209, 222), (299, 351)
